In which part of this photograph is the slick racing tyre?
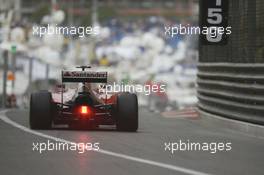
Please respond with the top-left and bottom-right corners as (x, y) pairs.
(116, 93), (138, 132)
(30, 91), (52, 129)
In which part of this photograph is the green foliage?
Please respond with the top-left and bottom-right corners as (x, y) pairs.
(31, 5), (50, 23)
(80, 11), (92, 26)
(98, 6), (117, 22)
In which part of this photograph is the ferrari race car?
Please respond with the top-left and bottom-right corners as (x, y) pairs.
(29, 66), (138, 132)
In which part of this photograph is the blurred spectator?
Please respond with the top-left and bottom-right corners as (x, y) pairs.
(99, 54), (110, 66)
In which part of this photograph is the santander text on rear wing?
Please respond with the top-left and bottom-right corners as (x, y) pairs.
(62, 71), (107, 83)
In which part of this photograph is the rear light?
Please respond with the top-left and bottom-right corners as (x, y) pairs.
(79, 105), (92, 116)
(81, 106), (88, 114)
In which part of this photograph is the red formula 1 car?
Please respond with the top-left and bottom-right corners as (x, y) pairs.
(29, 66), (138, 132)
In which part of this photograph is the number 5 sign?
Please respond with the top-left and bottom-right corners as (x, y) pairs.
(200, 0), (229, 45)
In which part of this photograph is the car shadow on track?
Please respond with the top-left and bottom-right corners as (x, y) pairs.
(51, 125), (141, 133)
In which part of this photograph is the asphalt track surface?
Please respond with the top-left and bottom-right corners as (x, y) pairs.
(0, 108), (264, 175)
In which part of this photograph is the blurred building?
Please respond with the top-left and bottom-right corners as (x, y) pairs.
(1, 0), (198, 24)
(0, 0), (21, 22)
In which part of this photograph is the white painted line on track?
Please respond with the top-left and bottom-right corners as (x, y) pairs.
(0, 110), (210, 175)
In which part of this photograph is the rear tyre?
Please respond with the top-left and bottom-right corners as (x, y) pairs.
(30, 91), (52, 129)
(116, 93), (138, 132)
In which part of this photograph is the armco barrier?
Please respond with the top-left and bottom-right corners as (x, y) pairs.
(197, 63), (264, 125)
(198, 0), (264, 125)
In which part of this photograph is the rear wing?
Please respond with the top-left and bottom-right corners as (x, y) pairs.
(62, 71), (107, 83)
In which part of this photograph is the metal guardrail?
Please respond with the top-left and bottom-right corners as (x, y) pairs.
(197, 63), (264, 125)
(198, 0), (264, 124)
